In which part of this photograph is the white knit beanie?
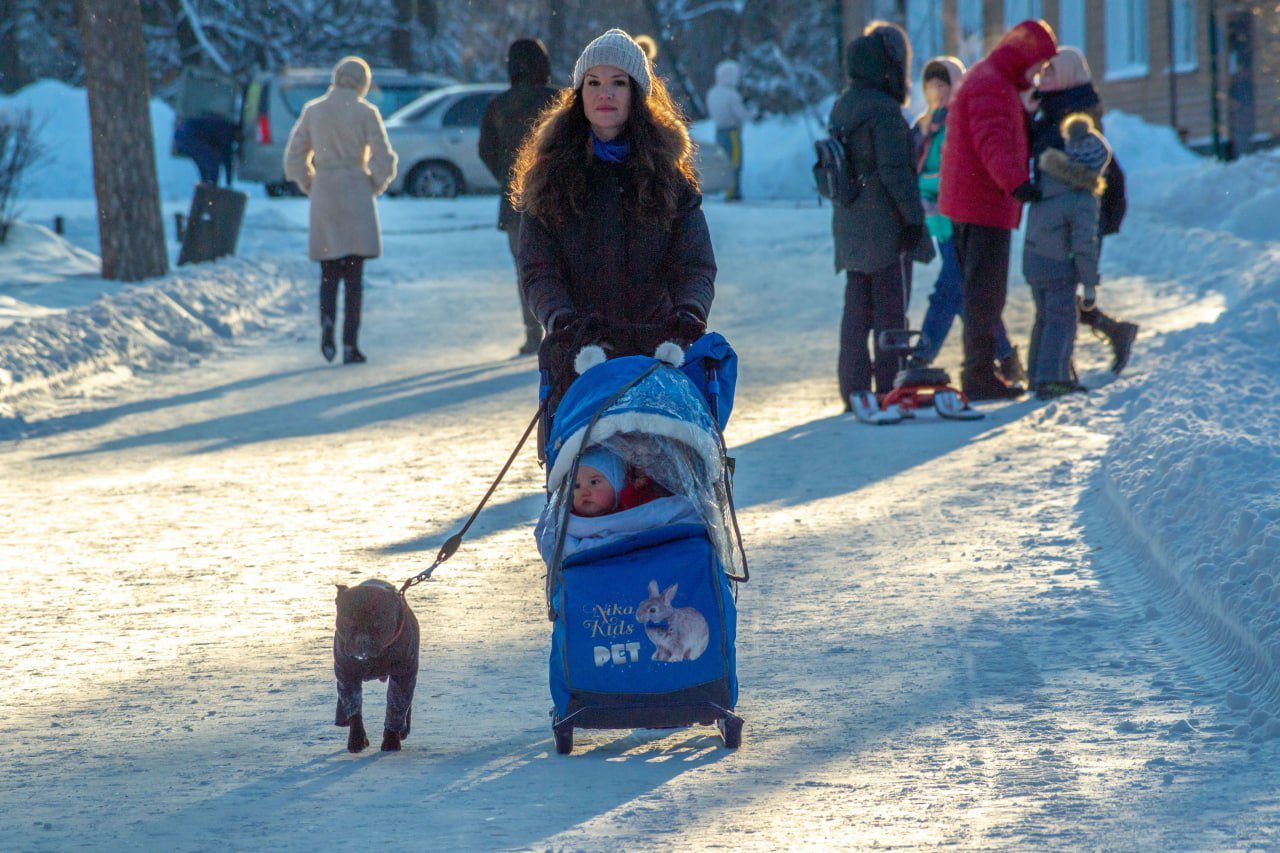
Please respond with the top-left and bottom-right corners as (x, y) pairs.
(571, 29), (652, 96)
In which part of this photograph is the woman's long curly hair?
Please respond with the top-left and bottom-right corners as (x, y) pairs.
(510, 74), (699, 228)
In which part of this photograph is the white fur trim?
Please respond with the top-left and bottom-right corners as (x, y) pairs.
(574, 345), (607, 375)
(654, 341), (685, 367)
(547, 411), (722, 493)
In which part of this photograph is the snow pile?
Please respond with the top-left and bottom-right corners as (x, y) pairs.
(1102, 144), (1280, 736)
(692, 98), (831, 202)
(0, 219), (98, 284)
(0, 254), (310, 436)
(0, 79), (202, 201)
(1107, 110), (1280, 243)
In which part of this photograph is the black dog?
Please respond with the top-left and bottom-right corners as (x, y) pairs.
(333, 580), (419, 752)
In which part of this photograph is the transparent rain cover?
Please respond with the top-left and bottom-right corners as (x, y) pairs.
(542, 372), (741, 576)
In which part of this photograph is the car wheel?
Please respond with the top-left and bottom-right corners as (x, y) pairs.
(405, 161), (463, 198)
(265, 182), (286, 197)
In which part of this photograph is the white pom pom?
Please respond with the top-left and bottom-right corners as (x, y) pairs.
(654, 341), (685, 367)
(574, 344), (607, 375)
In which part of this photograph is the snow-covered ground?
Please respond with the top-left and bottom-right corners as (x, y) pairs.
(2, 85), (1279, 848)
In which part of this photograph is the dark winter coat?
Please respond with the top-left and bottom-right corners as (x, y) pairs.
(938, 20), (1057, 230)
(518, 158), (716, 330)
(479, 82), (559, 231)
(829, 33), (925, 275)
(1030, 83), (1128, 236)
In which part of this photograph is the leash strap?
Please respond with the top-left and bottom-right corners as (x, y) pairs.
(399, 402), (544, 596)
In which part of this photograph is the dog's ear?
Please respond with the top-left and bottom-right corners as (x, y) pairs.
(335, 584), (349, 600)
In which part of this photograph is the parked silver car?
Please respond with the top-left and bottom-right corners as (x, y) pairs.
(238, 68), (455, 196)
(384, 83), (733, 198)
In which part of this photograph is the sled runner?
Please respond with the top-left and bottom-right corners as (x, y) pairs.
(850, 330), (983, 424)
(537, 334), (747, 754)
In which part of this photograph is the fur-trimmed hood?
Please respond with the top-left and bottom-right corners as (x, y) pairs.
(1038, 147), (1106, 196)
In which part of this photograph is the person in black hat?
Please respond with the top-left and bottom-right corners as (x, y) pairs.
(479, 38), (560, 356)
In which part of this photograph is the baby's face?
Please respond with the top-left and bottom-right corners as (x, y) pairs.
(573, 465), (617, 517)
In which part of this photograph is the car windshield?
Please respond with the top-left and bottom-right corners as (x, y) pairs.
(280, 81), (448, 116)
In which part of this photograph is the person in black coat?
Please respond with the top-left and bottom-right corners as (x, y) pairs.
(512, 29), (716, 419)
(479, 38), (560, 356)
(174, 112), (239, 186)
(829, 22), (926, 408)
(1030, 47), (1138, 374)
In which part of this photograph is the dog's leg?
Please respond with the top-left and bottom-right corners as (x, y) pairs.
(346, 714), (370, 753)
(336, 672), (370, 752)
(381, 670), (417, 751)
(334, 674), (363, 727)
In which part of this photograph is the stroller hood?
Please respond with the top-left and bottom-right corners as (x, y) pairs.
(546, 355), (723, 495)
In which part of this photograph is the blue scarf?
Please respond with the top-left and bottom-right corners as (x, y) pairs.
(590, 130), (631, 163)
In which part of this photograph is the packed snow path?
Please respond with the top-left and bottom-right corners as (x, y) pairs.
(3, 199), (1277, 850)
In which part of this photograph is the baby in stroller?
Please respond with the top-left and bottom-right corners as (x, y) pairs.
(539, 442), (710, 562)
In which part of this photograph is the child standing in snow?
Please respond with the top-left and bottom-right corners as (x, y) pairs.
(706, 59), (755, 201)
(1022, 112), (1111, 399)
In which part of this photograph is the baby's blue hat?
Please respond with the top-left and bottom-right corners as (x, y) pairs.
(578, 447), (626, 496)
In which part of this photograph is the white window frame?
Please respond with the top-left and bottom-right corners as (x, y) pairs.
(1058, 0), (1087, 52)
(1105, 0), (1150, 80)
(1004, 0), (1044, 30)
(1171, 0), (1198, 72)
(957, 0), (985, 67)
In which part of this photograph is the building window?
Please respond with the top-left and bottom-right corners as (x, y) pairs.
(1058, 0), (1086, 51)
(1172, 0), (1197, 71)
(907, 0), (944, 70)
(958, 0), (984, 66)
(1004, 0), (1044, 30)
(1105, 0), (1150, 79)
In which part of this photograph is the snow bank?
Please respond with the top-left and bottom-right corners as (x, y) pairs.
(0, 252), (310, 436)
(0, 79), (203, 201)
(1108, 109), (1280, 243)
(0, 219), (98, 284)
(1102, 142), (1280, 735)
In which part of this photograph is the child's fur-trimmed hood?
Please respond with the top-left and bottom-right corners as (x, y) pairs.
(1038, 147), (1106, 196)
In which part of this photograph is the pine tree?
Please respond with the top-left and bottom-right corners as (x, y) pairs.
(78, 0), (168, 281)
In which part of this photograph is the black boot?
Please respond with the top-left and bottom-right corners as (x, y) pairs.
(321, 318), (336, 362)
(997, 345), (1028, 387)
(343, 345), (366, 364)
(1092, 311), (1139, 374)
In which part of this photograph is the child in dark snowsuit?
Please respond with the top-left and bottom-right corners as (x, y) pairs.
(1022, 113), (1110, 399)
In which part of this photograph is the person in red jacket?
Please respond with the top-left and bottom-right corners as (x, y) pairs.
(939, 19), (1057, 400)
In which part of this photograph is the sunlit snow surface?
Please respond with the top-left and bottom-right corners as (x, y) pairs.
(1, 97), (1278, 849)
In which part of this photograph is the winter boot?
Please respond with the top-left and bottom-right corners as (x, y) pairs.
(343, 345), (366, 364)
(1083, 306), (1138, 374)
(1103, 320), (1138, 374)
(962, 368), (1026, 402)
(997, 346), (1028, 387)
(321, 318), (336, 363)
(1034, 381), (1088, 400)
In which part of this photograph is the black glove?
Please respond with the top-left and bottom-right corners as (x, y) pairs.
(1012, 180), (1041, 203)
(670, 307), (707, 346)
(900, 224), (924, 251)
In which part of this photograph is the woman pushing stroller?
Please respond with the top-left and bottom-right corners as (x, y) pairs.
(511, 27), (717, 434)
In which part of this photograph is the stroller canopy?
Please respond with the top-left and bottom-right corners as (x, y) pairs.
(545, 351), (728, 495)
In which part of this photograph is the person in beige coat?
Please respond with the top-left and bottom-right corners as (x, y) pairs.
(284, 56), (397, 364)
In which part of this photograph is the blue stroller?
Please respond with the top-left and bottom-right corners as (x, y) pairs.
(536, 334), (748, 753)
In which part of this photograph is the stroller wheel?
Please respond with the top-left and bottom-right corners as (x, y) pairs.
(552, 716), (573, 755)
(717, 713), (744, 749)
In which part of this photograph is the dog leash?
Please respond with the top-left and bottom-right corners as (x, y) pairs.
(399, 402), (545, 596)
